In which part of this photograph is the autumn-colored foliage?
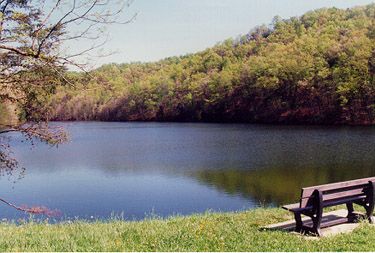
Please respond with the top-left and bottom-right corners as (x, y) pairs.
(0, 197), (61, 217)
(42, 4), (375, 125)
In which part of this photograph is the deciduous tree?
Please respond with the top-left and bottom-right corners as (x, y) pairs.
(0, 0), (135, 214)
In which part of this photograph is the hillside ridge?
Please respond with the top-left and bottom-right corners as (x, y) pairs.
(45, 4), (375, 125)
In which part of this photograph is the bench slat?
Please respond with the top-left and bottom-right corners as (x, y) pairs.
(323, 194), (366, 207)
(300, 177), (375, 208)
(323, 188), (366, 201)
(300, 187), (367, 207)
(301, 177), (375, 198)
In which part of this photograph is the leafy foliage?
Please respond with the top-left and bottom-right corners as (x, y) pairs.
(47, 4), (375, 125)
(0, 0), (133, 214)
(0, 0), (132, 171)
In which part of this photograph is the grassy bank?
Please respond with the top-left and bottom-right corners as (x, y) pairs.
(1, 208), (375, 251)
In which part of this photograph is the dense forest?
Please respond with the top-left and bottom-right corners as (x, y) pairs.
(42, 4), (375, 124)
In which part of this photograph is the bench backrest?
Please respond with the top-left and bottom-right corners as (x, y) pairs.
(299, 177), (375, 208)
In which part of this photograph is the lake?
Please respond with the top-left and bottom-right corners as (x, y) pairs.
(2, 122), (375, 221)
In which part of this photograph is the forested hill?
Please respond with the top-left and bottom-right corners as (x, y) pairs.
(47, 4), (375, 124)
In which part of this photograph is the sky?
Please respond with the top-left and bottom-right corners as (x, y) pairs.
(67, 0), (375, 67)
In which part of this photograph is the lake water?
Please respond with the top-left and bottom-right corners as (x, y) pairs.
(2, 122), (375, 221)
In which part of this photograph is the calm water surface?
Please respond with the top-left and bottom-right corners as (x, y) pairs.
(2, 122), (375, 220)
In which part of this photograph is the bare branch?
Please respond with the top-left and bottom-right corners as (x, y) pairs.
(0, 0), (135, 177)
(0, 45), (34, 57)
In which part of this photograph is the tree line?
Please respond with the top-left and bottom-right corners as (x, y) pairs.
(44, 4), (375, 124)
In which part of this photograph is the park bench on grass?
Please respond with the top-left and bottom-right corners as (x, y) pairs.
(282, 177), (375, 236)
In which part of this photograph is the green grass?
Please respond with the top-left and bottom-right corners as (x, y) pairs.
(1, 208), (375, 251)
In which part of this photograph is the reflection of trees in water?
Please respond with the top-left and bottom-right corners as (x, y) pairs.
(191, 164), (375, 206)
(190, 133), (375, 206)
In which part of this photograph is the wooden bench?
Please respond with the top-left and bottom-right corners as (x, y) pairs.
(282, 177), (375, 236)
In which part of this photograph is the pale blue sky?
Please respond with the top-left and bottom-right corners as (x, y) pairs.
(72, 0), (375, 66)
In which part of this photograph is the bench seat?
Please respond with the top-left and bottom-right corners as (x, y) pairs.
(282, 177), (375, 236)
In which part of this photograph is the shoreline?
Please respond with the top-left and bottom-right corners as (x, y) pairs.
(0, 208), (374, 251)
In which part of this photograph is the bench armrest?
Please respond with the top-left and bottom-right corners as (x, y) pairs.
(282, 203), (312, 213)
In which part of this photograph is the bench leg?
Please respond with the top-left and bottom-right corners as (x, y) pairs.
(294, 212), (303, 232)
(346, 202), (356, 222)
(365, 181), (375, 223)
(311, 190), (323, 236)
(312, 216), (322, 237)
(365, 204), (374, 224)
(368, 215), (375, 224)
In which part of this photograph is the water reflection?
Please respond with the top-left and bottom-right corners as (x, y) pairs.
(1, 122), (375, 220)
(191, 164), (375, 206)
